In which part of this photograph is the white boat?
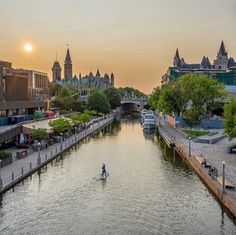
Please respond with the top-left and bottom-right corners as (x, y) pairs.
(143, 113), (156, 129)
(141, 109), (149, 123)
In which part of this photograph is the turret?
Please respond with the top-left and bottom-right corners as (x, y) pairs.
(214, 41), (229, 70)
(173, 49), (182, 68)
(52, 60), (62, 81)
(110, 73), (114, 87)
(64, 46), (72, 80)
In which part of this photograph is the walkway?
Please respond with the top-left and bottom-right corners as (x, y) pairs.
(157, 116), (236, 217)
(0, 115), (114, 194)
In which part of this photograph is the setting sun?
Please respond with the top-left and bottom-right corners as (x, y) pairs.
(24, 43), (33, 52)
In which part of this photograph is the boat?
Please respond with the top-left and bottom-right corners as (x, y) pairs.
(143, 113), (156, 129)
(140, 109), (149, 123)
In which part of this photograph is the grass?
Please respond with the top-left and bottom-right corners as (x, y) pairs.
(182, 129), (209, 137)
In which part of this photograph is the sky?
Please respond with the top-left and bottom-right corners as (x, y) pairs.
(0, 0), (236, 93)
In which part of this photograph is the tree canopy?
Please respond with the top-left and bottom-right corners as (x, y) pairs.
(87, 91), (111, 114)
(31, 128), (49, 141)
(49, 118), (72, 134)
(118, 87), (146, 98)
(103, 87), (121, 109)
(224, 98), (236, 140)
(52, 86), (85, 112)
(149, 74), (226, 124)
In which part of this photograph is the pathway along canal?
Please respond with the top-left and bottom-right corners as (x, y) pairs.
(0, 120), (236, 234)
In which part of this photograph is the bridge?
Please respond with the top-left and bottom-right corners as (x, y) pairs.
(121, 97), (148, 108)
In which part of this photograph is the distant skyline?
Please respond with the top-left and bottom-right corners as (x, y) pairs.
(1, 0), (236, 93)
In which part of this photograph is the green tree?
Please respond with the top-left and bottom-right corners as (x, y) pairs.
(224, 98), (236, 139)
(49, 118), (72, 134)
(78, 113), (91, 124)
(87, 91), (111, 114)
(148, 87), (160, 110)
(118, 87), (146, 98)
(31, 128), (49, 141)
(157, 74), (226, 123)
(33, 111), (44, 120)
(49, 83), (63, 96)
(70, 114), (82, 127)
(103, 88), (121, 109)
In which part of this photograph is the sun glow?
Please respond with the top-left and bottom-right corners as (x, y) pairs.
(24, 43), (33, 52)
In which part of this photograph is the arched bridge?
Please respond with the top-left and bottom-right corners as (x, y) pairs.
(121, 97), (148, 108)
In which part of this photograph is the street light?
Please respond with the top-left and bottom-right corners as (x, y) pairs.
(174, 125), (176, 141)
(0, 159), (2, 189)
(222, 161), (225, 194)
(60, 133), (63, 150)
(188, 136), (191, 157)
(74, 127), (77, 141)
(37, 142), (41, 165)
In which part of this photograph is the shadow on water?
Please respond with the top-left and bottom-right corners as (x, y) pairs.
(155, 132), (192, 174)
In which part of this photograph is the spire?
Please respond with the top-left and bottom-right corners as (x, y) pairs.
(65, 45), (72, 63)
(218, 41), (227, 57)
(96, 69), (101, 77)
(174, 48), (180, 60)
(173, 48), (182, 68)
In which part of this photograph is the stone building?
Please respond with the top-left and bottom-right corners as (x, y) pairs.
(52, 60), (62, 82)
(52, 47), (115, 91)
(162, 41), (236, 86)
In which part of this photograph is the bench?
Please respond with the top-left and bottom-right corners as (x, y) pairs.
(216, 176), (235, 190)
(196, 156), (211, 168)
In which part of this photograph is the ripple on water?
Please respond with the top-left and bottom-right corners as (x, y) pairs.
(0, 121), (236, 234)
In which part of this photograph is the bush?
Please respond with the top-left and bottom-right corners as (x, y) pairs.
(0, 150), (12, 160)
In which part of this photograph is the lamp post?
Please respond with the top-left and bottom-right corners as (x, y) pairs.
(37, 142), (41, 165)
(74, 127), (77, 141)
(222, 161), (225, 194)
(60, 133), (63, 150)
(174, 125), (176, 141)
(0, 159), (2, 189)
(188, 136), (191, 157)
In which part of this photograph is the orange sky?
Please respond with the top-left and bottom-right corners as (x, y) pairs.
(1, 0), (236, 93)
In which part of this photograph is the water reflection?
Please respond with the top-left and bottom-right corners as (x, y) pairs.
(0, 120), (236, 234)
(143, 128), (156, 140)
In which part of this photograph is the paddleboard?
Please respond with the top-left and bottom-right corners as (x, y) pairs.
(100, 173), (109, 180)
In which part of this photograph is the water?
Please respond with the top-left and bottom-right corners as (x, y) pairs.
(0, 120), (236, 234)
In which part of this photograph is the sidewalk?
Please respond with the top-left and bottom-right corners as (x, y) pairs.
(0, 115), (114, 194)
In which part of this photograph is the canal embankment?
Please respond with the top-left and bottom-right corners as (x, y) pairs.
(157, 120), (236, 218)
(0, 115), (114, 195)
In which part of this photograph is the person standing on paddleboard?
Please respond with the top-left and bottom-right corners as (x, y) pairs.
(102, 163), (106, 177)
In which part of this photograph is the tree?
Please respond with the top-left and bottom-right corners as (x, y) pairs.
(148, 87), (160, 110)
(103, 88), (121, 109)
(157, 74), (226, 123)
(49, 118), (72, 134)
(31, 128), (49, 141)
(78, 113), (91, 124)
(224, 98), (236, 139)
(33, 111), (44, 120)
(87, 91), (111, 114)
(118, 87), (146, 98)
(52, 86), (85, 112)
(70, 114), (82, 127)
(49, 83), (63, 96)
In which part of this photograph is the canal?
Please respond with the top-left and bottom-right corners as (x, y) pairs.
(0, 120), (236, 234)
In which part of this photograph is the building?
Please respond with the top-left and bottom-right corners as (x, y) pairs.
(14, 69), (49, 100)
(52, 60), (62, 81)
(64, 48), (72, 80)
(52, 47), (115, 91)
(162, 41), (236, 86)
(0, 60), (49, 117)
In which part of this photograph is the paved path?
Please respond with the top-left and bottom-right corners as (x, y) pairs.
(158, 116), (236, 191)
(0, 115), (114, 193)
